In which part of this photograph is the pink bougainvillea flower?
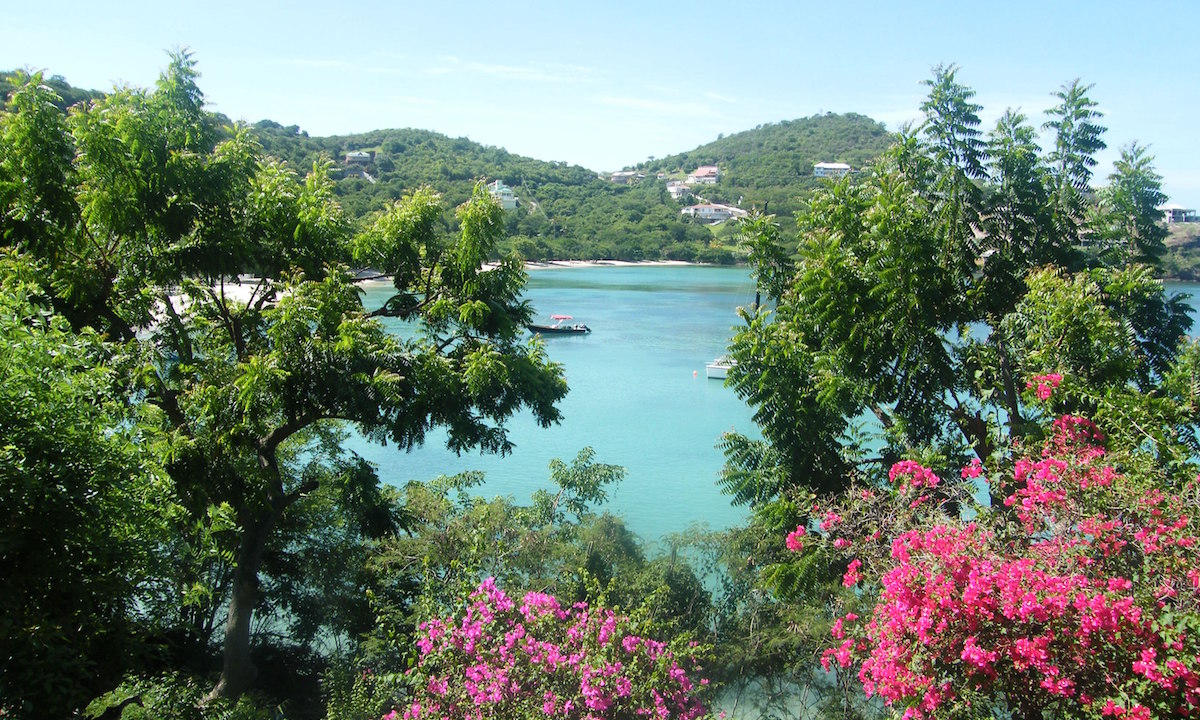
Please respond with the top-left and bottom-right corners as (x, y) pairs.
(786, 524), (807, 552)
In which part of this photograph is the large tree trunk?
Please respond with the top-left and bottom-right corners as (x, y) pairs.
(205, 509), (277, 702)
(205, 434), (317, 703)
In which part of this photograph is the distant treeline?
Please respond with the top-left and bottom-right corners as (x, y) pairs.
(250, 113), (895, 264)
(0, 68), (898, 262)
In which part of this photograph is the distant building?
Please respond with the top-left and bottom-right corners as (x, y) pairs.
(813, 162), (851, 178)
(687, 165), (720, 185)
(345, 150), (374, 166)
(487, 180), (519, 210)
(681, 203), (747, 224)
(610, 171), (644, 185)
(344, 167), (377, 184)
(667, 182), (693, 201)
(1160, 203), (1198, 223)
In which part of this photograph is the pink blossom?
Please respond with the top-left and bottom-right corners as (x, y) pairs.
(806, 410), (1200, 717)
(1027, 372), (1063, 401)
(842, 558), (862, 587)
(404, 580), (709, 720)
(786, 524), (807, 552)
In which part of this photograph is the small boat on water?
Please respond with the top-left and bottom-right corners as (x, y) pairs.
(528, 314), (591, 335)
(706, 356), (735, 379)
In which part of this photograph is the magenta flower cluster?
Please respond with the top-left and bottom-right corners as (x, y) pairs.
(790, 410), (1200, 719)
(390, 578), (710, 720)
(1026, 372), (1064, 401)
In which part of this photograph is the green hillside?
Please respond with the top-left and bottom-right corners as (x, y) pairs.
(250, 122), (727, 262)
(3, 70), (896, 262)
(0, 70), (103, 112)
(638, 113), (894, 215)
(251, 114), (895, 262)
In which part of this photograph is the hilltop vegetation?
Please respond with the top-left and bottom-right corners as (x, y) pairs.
(1161, 222), (1200, 279)
(252, 122), (727, 262)
(1, 69), (899, 264)
(250, 115), (893, 263)
(0, 70), (103, 112)
(639, 112), (894, 214)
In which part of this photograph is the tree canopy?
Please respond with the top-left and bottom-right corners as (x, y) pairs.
(723, 67), (1191, 512)
(720, 66), (1200, 720)
(0, 52), (568, 712)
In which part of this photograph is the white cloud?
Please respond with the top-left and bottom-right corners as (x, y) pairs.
(381, 94), (439, 107)
(594, 95), (719, 118)
(702, 91), (739, 104)
(278, 58), (353, 70)
(426, 55), (596, 84)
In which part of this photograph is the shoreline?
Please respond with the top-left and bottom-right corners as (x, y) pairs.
(220, 261), (721, 295)
(520, 259), (698, 271)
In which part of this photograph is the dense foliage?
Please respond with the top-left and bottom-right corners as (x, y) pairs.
(801, 397), (1200, 719)
(640, 113), (894, 218)
(718, 65), (1200, 719)
(0, 253), (177, 717)
(0, 55), (571, 715)
(4, 54), (1198, 720)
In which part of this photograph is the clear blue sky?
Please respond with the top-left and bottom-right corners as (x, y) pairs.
(3, 0), (1197, 205)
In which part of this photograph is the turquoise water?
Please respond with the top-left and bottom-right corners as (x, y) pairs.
(346, 268), (1200, 544)
(350, 265), (761, 543)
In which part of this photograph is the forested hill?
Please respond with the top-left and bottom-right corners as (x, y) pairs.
(250, 114), (895, 262)
(637, 113), (894, 213)
(0, 71), (103, 112)
(2, 70), (895, 262)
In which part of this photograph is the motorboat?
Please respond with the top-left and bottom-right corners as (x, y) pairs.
(706, 356), (735, 379)
(528, 314), (591, 335)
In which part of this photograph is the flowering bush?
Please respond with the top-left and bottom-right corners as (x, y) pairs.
(390, 578), (712, 720)
(789, 402), (1200, 718)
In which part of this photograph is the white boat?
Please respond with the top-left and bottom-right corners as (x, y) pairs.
(706, 356), (735, 379)
(527, 314), (591, 335)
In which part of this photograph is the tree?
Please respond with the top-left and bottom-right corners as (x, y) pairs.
(718, 67), (1191, 716)
(978, 109), (1058, 316)
(0, 52), (568, 705)
(1044, 79), (1107, 247)
(0, 253), (176, 718)
(1092, 141), (1170, 266)
(723, 67), (1185, 510)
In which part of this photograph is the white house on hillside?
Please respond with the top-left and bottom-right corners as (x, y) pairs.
(667, 182), (693, 200)
(1160, 203), (1198, 223)
(687, 165), (720, 184)
(813, 162), (851, 178)
(681, 203), (747, 224)
(610, 171), (644, 184)
(487, 180), (518, 210)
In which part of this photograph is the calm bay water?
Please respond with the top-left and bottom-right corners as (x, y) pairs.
(346, 268), (1200, 544)
(350, 265), (761, 543)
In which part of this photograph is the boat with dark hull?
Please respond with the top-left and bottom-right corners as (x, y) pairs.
(528, 314), (591, 335)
